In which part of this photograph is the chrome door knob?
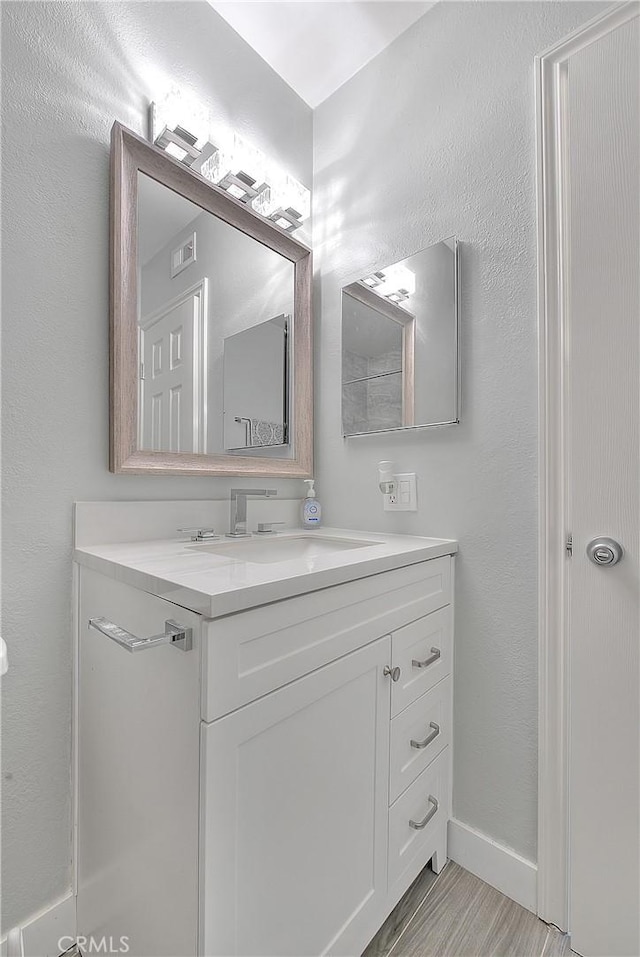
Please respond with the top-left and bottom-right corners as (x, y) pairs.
(383, 665), (401, 682)
(586, 537), (623, 566)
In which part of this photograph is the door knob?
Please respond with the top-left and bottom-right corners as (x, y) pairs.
(383, 665), (401, 682)
(586, 537), (623, 567)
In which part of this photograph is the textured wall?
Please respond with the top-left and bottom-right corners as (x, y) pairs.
(0, 1), (311, 930)
(313, 1), (602, 862)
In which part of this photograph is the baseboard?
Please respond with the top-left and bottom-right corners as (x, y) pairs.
(1, 893), (76, 957)
(448, 818), (537, 914)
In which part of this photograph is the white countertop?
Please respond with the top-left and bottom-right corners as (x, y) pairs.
(73, 527), (458, 617)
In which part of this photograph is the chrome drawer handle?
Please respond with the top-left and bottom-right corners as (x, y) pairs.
(89, 617), (193, 653)
(409, 795), (439, 830)
(410, 722), (440, 750)
(412, 647), (441, 669)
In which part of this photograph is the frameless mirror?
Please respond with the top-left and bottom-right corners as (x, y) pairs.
(110, 123), (312, 477)
(138, 173), (293, 456)
(342, 238), (459, 436)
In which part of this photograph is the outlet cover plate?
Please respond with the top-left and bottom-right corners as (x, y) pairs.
(384, 473), (417, 511)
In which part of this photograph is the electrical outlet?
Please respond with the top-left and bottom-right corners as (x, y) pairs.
(384, 473), (417, 511)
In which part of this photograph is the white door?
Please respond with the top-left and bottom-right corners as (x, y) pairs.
(567, 11), (639, 956)
(139, 281), (207, 453)
(200, 638), (391, 957)
(539, 7), (640, 956)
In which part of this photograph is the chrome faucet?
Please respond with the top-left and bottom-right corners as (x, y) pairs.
(227, 488), (278, 538)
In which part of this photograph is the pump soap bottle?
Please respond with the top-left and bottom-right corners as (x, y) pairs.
(301, 479), (322, 528)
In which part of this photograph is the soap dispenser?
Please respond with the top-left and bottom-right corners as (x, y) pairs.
(301, 479), (322, 528)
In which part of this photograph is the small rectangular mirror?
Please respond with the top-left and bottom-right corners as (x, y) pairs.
(341, 238), (459, 436)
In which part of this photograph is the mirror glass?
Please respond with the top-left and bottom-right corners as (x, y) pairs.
(137, 172), (294, 456)
(341, 237), (458, 435)
(223, 314), (288, 450)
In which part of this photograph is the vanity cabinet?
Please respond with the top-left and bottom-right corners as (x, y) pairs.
(76, 554), (454, 957)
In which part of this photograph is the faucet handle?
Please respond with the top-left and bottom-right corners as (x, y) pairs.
(178, 527), (219, 542)
(256, 522), (285, 534)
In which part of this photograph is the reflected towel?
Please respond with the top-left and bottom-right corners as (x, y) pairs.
(250, 419), (285, 446)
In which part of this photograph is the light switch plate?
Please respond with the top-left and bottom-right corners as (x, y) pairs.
(384, 473), (417, 511)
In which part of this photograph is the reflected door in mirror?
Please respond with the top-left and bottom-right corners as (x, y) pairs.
(139, 281), (207, 452)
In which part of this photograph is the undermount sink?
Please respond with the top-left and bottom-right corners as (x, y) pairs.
(188, 534), (381, 564)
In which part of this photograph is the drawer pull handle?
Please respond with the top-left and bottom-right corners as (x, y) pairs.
(409, 795), (439, 830)
(412, 647), (441, 669)
(383, 665), (401, 682)
(410, 722), (440, 750)
(89, 617), (193, 653)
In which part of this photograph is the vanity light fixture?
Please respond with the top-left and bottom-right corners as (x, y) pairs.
(386, 288), (411, 304)
(363, 271), (386, 288)
(362, 264), (416, 306)
(216, 170), (269, 205)
(148, 100), (310, 233)
(153, 123), (202, 164)
(268, 207), (305, 232)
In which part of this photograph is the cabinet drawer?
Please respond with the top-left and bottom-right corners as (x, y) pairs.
(391, 606), (452, 717)
(388, 747), (450, 890)
(203, 556), (451, 721)
(389, 676), (451, 804)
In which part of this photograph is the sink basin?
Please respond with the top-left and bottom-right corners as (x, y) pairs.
(188, 535), (381, 564)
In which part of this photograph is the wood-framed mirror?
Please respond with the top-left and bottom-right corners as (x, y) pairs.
(109, 122), (313, 476)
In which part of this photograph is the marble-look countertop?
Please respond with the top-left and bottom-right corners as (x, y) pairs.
(73, 527), (458, 617)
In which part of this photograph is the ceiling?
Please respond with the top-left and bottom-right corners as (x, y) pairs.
(208, 1), (435, 108)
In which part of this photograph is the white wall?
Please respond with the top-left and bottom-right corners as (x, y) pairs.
(0, 0), (311, 932)
(313, 1), (602, 862)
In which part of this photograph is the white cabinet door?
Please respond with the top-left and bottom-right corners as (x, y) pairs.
(200, 637), (391, 957)
(77, 568), (202, 957)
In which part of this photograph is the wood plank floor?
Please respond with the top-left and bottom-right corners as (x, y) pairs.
(363, 863), (575, 957)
